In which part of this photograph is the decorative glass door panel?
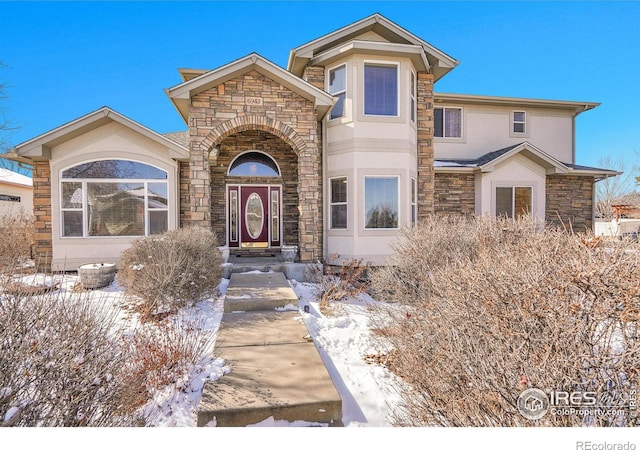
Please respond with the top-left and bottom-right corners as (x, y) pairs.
(228, 185), (281, 249)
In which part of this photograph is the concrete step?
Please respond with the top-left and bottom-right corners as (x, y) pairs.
(223, 272), (299, 313)
(197, 310), (343, 427)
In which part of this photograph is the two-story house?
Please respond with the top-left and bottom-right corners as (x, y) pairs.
(8, 13), (616, 270)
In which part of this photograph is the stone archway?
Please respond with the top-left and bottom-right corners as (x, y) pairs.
(187, 115), (321, 261)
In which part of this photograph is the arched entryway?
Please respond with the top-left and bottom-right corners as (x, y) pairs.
(227, 151), (282, 249)
(210, 129), (299, 256)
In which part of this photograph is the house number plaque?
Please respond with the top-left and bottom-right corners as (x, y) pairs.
(245, 97), (263, 106)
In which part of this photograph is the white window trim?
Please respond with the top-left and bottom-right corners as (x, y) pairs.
(329, 176), (348, 230)
(410, 70), (416, 123)
(434, 106), (464, 139)
(59, 160), (169, 239)
(363, 175), (401, 230)
(328, 63), (347, 121)
(494, 185), (534, 219)
(227, 150), (281, 177)
(511, 110), (528, 137)
(363, 60), (400, 118)
(411, 176), (417, 225)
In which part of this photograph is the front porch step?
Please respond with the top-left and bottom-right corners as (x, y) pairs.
(223, 272), (299, 313)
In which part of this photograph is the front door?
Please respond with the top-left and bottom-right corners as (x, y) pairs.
(228, 185), (281, 249)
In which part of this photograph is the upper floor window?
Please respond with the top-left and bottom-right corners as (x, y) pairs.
(228, 152), (280, 177)
(328, 65), (346, 120)
(513, 111), (526, 134)
(435, 107), (462, 138)
(364, 63), (398, 116)
(410, 71), (416, 123)
(61, 160), (168, 238)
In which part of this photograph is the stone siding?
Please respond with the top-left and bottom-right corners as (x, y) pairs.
(186, 70), (323, 261)
(416, 72), (435, 220)
(212, 130), (299, 248)
(32, 161), (52, 271)
(546, 175), (594, 231)
(434, 172), (475, 216)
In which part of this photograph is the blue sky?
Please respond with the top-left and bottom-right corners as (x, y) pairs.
(1, 1), (639, 168)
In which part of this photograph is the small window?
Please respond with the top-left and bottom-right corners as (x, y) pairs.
(434, 107), (462, 138)
(496, 186), (532, 219)
(364, 176), (399, 229)
(513, 111), (526, 133)
(229, 152), (280, 177)
(410, 72), (416, 123)
(0, 194), (20, 202)
(329, 65), (346, 120)
(330, 177), (347, 229)
(364, 63), (398, 116)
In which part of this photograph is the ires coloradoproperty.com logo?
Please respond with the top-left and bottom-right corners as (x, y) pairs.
(517, 387), (637, 420)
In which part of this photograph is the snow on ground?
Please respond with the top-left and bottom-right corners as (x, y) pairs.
(9, 272), (401, 427)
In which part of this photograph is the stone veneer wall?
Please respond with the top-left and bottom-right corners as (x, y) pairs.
(32, 161), (52, 271)
(546, 175), (595, 231)
(187, 70), (323, 261)
(211, 130), (299, 248)
(434, 172), (476, 216)
(179, 161), (190, 225)
(416, 72), (435, 221)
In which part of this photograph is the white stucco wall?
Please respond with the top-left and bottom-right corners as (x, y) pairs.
(49, 121), (180, 271)
(434, 104), (574, 163)
(0, 182), (33, 216)
(323, 53), (418, 265)
(475, 154), (547, 223)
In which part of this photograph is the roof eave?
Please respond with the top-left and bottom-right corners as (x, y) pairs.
(435, 92), (600, 114)
(13, 107), (190, 162)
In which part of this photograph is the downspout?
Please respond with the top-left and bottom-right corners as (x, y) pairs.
(322, 113), (328, 261)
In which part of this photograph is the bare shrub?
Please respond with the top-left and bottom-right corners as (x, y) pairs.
(117, 227), (222, 319)
(308, 256), (370, 314)
(124, 315), (216, 395)
(371, 216), (639, 426)
(0, 210), (34, 274)
(0, 287), (142, 426)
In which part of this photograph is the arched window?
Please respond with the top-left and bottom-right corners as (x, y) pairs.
(60, 160), (168, 237)
(228, 152), (280, 177)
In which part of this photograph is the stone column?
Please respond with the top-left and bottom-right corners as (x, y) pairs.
(189, 143), (211, 229)
(32, 161), (52, 271)
(416, 72), (435, 220)
(303, 66), (325, 91)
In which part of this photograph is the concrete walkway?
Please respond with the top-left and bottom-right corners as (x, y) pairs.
(197, 272), (343, 427)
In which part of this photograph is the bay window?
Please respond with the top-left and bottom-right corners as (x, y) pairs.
(329, 64), (346, 120)
(364, 63), (398, 116)
(364, 176), (399, 229)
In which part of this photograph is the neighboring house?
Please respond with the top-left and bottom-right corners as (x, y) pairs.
(0, 167), (33, 216)
(8, 14), (617, 271)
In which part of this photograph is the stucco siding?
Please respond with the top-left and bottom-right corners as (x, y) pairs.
(49, 121), (180, 270)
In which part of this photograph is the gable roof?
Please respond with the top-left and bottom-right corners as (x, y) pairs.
(435, 142), (620, 180)
(9, 107), (190, 162)
(287, 13), (458, 81)
(165, 53), (335, 124)
(0, 167), (32, 187)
